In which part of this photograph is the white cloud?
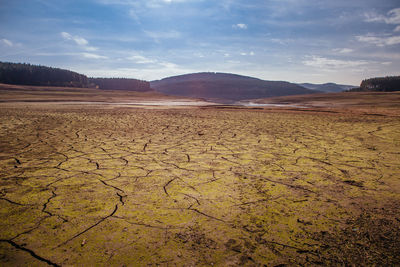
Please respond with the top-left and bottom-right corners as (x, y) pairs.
(144, 30), (181, 39)
(61, 32), (89, 46)
(35, 52), (107, 59)
(233, 23), (248, 29)
(127, 55), (157, 64)
(356, 34), (400, 46)
(159, 62), (178, 68)
(1, 39), (13, 47)
(126, 53), (180, 68)
(61, 32), (72, 39)
(303, 56), (369, 69)
(81, 52), (108, 59)
(364, 13), (385, 23)
(161, 0), (187, 3)
(97, 0), (190, 9)
(362, 8), (400, 45)
(144, 30), (181, 43)
(73, 36), (89, 46)
(193, 52), (204, 58)
(129, 9), (141, 23)
(269, 38), (288, 45)
(240, 51), (255, 56)
(364, 8), (400, 25)
(333, 48), (353, 54)
(61, 32), (97, 51)
(84, 46), (98, 52)
(144, 0), (190, 7)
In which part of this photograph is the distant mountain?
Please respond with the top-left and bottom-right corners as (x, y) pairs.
(299, 82), (356, 93)
(151, 72), (318, 101)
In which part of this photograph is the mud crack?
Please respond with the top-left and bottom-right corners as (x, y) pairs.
(0, 239), (60, 267)
(55, 204), (118, 248)
(163, 178), (177, 196)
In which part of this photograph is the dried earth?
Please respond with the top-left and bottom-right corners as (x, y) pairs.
(0, 98), (399, 266)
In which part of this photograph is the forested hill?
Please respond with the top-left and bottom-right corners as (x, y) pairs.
(348, 76), (400, 92)
(151, 72), (318, 101)
(0, 61), (151, 91)
(88, 78), (150, 92)
(0, 61), (88, 87)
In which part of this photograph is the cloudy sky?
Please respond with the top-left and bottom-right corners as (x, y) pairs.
(0, 0), (399, 85)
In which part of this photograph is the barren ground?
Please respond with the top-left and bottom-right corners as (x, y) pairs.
(0, 86), (400, 266)
(253, 91), (400, 116)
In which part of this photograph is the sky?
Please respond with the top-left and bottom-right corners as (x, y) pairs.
(0, 0), (399, 85)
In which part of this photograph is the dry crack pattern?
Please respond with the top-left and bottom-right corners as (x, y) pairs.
(0, 106), (400, 266)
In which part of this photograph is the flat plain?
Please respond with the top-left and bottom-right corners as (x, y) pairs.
(0, 84), (400, 266)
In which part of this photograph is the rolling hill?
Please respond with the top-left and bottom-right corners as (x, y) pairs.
(151, 72), (319, 101)
(299, 82), (356, 93)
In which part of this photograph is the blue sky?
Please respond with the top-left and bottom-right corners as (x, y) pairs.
(0, 0), (399, 85)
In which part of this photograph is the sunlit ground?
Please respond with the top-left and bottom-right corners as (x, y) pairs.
(0, 103), (399, 266)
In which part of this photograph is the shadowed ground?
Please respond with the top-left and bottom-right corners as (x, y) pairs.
(0, 100), (399, 266)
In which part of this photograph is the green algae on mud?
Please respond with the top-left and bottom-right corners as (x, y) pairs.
(0, 104), (400, 266)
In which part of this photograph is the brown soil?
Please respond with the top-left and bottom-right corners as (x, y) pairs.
(0, 85), (399, 266)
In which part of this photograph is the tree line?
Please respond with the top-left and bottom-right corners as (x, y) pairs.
(0, 61), (88, 87)
(89, 78), (150, 92)
(348, 76), (400, 92)
(0, 61), (151, 91)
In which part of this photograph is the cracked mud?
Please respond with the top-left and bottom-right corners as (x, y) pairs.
(0, 104), (400, 266)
